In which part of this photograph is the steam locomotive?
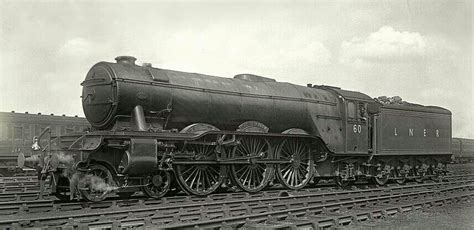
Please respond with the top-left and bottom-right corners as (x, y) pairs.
(22, 56), (452, 201)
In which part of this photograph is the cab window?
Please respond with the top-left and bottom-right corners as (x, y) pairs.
(359, 103), (367, 120)
(348, 102), (357, 119)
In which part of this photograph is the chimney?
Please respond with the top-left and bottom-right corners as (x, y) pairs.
(115, 56), (137, 65)
(142, 63), (152, 68)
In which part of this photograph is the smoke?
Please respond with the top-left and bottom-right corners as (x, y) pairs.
(77, 173), (118, 193)
(55, 151), (75, 165)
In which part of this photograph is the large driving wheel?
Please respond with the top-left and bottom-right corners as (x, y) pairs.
(78, 164), (115, 202)
(143, 170), (171, 199)
(175, 139), (225, 196)
(230, 136), (274, 192)
(276, 139), (313, 189)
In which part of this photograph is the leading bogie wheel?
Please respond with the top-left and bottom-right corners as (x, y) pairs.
(78, 164), (115, 202)
(142, 170), (171, 199)
(230, 136), (274, 193)
(175, 138), (225, 196)
(276, 139), (313, 190)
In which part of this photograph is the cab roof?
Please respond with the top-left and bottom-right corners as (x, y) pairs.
(317, 86), (374, 102)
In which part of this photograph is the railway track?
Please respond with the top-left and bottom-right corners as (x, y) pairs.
(0, 173), (472, 204)
(1, 178), (473, 229)
(0, 163), (469, 196)
(0, 173), (472, 203)
(0, 178), (464, 215)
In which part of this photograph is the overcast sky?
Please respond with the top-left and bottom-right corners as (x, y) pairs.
(0, 0), (472, 138)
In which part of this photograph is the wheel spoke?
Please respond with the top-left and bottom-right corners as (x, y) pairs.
(80, 164), (113, 202)
(176, 136), (225, 195)
(277, 139), (312, 189)
(143, 171), (170, 199)
(230, 136), (272, 192)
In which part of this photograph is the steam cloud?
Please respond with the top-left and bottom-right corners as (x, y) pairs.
(77, 173), (118, 193)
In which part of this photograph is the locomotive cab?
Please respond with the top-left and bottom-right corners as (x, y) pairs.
(322, 87), (376, 155)
(345, 100), (370, 153)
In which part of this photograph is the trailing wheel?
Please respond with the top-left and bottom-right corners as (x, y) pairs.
(142, 170), (171, 199)
(334, 162), (355, 188)
(334, 176), (354, 188)
(276, 139), (313, 189)
(230, 136), (274, 192)
(78, 164), (115, 202)
(175, 139), (225, 196)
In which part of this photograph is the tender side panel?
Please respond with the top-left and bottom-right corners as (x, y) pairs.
(376, 107), (451, 155)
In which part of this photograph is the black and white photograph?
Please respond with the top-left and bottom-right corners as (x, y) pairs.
(0, 0), (472, 229)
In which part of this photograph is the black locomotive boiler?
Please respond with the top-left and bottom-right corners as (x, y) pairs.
(31, 56), (452, 201)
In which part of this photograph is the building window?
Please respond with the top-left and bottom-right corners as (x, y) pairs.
(14, 127), (23, 140)
(7, 126), (12, 140)
(66, 127), (75, 133)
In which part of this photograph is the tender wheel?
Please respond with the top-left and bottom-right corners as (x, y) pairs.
(413, 166), (426, 183)
(143, 171), (171, 199)
(395, 177), (407, 184)
(78, 164), (115, 202)
(276, 139), (313, 189)
(175, 139), (225, 196)
(230, 136), (274, 192)
(373, 165), (390, 186)
(394, 165), (409, 184)
(430, 163), (445, 182)
(374, 174), (389, 186)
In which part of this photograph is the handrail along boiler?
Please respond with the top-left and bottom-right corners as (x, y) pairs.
(34, 56), (452, 201)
